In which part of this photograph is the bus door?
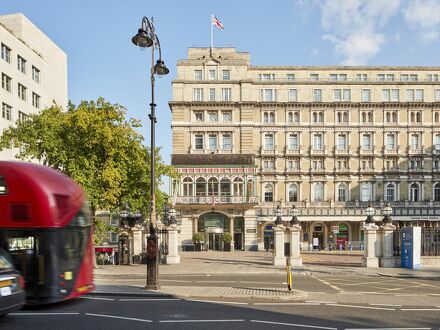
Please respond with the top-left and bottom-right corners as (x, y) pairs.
(5, 232), (44, 301)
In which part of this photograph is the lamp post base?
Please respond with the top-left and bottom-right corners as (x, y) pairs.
(145, 230), (160, 290)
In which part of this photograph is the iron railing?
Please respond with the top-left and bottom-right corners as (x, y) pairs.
(421, 227), (440, 256)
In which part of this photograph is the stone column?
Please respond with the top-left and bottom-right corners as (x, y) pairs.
(289, 224), (302, 267)
(362, 223), (379, 268)
(273, 225), (285, 267)
(380, 223), (397, 267)
(229, 217), (235, 251)
(166, 224), (180, 264)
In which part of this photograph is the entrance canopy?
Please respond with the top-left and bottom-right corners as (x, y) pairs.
(205, 227), (224, 234)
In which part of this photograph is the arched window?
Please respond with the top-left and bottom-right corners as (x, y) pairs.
(288, 184), (298, 202)
(392, 112), (397, 122)
(288, 112), (293, 123)
(410, 183), (420, 202)
(362, 112), (366, 123)
(416, 112), (421, 122)
(434, 183), (440, 202)
(195, 177), (206, 196)
(410, 112), (415, 123)
(386, 112), (390, 123)
(435, 112), (439, 123)
(269, 112), (275, 123)
(182, 177), (193, 196)
(338, 183), (347, 202)
(368, 112), (373, 122)
(233, 177), (244, 196)
(313, 182), (323, 202)
(319, 112), (324, 122)
(293, 111), (300, 123)
(337, 112), (342, 123)
(343, 112), (348, 122)
(264, 184), (273, 202)
(208, 177), (219, 195)
(220, 177), (231, 196)
(386, 183), (396, 202)
(313, 112), (317, 123)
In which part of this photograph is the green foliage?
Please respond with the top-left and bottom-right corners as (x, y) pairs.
(222, 232), (232, 243)
(193, 232), (204, 243)
(93, 218), (112, 245)
(0, 97), (178, 233)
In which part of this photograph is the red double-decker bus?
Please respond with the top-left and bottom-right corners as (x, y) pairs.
(0, 161), (94, 304)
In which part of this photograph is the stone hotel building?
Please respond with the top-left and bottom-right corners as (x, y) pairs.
(169, 47), (440, 252)
(0, 13), (67, 160)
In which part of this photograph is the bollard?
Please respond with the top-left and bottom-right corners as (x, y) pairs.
(339, 243), (342, 251)
(286, 258), (293, 292)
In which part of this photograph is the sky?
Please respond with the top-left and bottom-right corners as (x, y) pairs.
(2, 0), (440, 189)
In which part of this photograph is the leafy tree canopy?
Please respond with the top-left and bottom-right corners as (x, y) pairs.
(0, 98), (177, 225)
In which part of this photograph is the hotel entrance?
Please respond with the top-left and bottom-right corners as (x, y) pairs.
(205, 227), (224, 251)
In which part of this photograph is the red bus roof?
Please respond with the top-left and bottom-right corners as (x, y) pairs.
(0, 161), (85, 228)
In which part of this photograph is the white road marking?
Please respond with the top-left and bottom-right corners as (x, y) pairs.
(159, 319), (244, 323)
(401, 308), (440, 311)
(254, 302), (320, 306)
(186, 299), (248, 305)
(118, 298), (180, 301)
(369, 303), (402, 307)
(310, 275), (343, 292)
(80, 296), (114, 301)
(251, 319), (337, 329)
(306, 301), (337, 304)
(9, 312), (80, 316)
(326, 303), (395, 311)
(85, 313), (152, 322)
(345, 328), (431, 330)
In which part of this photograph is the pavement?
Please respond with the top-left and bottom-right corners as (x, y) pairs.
(92, 250), (440, 301)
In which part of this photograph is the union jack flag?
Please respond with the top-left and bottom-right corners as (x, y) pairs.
(211, 15), (224, 30)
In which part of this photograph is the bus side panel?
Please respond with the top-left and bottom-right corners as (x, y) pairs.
(66, 227), (94, 300)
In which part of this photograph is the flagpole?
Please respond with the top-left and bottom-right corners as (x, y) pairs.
(210, 14), (214, 57)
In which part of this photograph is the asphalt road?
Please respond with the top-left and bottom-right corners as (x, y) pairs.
(2, 294), (440, 329)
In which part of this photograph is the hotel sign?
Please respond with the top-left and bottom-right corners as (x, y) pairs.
(408, 216), (440, 221)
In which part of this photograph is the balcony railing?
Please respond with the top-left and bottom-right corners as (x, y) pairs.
(384, 147), (400, 155)
(285, 147), (302, 156)
(408, 146), (424, 155)
(359, 147), (375, 155)
(175, 195), (258, 204)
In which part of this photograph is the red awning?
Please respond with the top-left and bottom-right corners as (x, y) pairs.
(95, 247), (116, 253)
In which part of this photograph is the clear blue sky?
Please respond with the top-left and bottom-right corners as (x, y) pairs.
(2, 0), (440, 180)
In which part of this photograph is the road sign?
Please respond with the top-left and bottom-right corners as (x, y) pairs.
(332, 226), (339, 234)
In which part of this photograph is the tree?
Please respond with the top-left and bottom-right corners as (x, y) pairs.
(0, 98), (177, 241)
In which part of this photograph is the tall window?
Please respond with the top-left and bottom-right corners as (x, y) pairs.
(196, 178), (206, 196)
(222, 134), (231, 150)
(360, 182), (373, 202)
(182, 177), (193, 196)
(386, 183), (396, 202)
(18, 83), (26, 101)
(386, 134), (395, 150)
(313, 89), (322, 102)
(208, 111), (218, 122)
(194, 112), (203, 121)
(209, 88), (216, 101)
(409, 183), (420, 202)
(288, 134), (298, 150)
(208, 177), (219, 195)
(1, 43), (11, 63)
(434, 183), (440, 202)
(263, 111), (275, 123)
(208, 69), (216, 80)
(312, 111), (324, 123)
(233, 177), (244, 196)
(337, 134), (347, 150)
(410, 133), (420, 150)
(288, 184), (298, 202)
(436, 89), (440, 101)
(260, 89), (277, 101)
(362, 134), (371, 150)
(193, 88), (203, 101)
(288, 89), (297, 101)
(382, 89), (399, 101)
(2, 103), (12, 121)
(1, 73), (11, 92)
(194, 134), (204, 149)
(221, 88), (231, 101)
(220, 178), (231, 196)
(222, 111), (232, 122)
(264, 133), (274, 150)
(361, 111), (373, 123)
(222, 70), (230, 80)
(17, 55), (26, 73)
(32, 66), (40, 83)
(208, 134), (217, 150)
(338, 183), (348, 202)
(194, 70), (203, 80)
(313, 182), (324, 202)
(313, 134), (322, 150)
(264, 184), (273, 202)
(362, 89), (371, 102)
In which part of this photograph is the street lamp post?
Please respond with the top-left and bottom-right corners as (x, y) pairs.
(119, 207), (143, 265)
(290, 205), (300, 226)
(382, 202), (393, 224)
(364, 203), (375, 224)
(274, 201), (283, 226)
(131, 16), (169, 290)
